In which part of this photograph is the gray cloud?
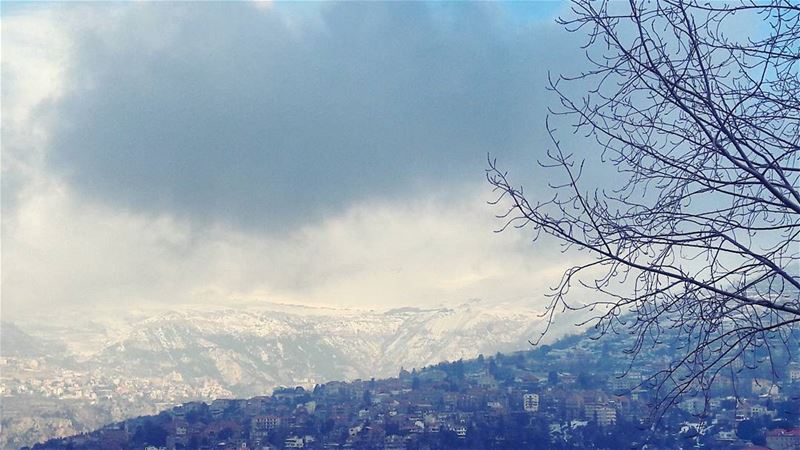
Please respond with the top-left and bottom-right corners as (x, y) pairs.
(39, 2), (579, 231)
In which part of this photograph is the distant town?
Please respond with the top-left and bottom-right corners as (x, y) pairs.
(1, 354), (236, 449)
(27, 331), (800, 450)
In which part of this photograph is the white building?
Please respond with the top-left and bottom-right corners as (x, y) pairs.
(789, 364), (800, 382)
(589, 405), (617, 427)
(717, 430), (736, 441)
(284, 436), (304, 448)
(523, 393), (540, 412)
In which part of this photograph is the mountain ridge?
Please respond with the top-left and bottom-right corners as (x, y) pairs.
(1, 301), (570, 449)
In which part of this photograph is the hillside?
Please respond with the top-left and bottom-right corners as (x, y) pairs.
(27, 326), (800, 450)
(1, 301), (569, 449)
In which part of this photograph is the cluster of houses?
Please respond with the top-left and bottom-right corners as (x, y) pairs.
(28, 345), (800, 450)
(1, 355), (234, 414)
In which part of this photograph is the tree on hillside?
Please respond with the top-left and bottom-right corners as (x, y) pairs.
(488, 0), (799, 417)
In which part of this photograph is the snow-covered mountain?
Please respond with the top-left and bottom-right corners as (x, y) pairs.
(2, 301), (554, 448)
(85, 302), (546, 397)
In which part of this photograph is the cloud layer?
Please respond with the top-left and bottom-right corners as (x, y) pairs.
(2, 180), (569, 318)
(37, 2), (576, 229)
(2, 2), (580, 317)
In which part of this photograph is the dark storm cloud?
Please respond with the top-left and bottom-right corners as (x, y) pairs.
(44, 2), (578, 230)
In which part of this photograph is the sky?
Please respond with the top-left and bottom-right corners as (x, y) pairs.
(1, 1), (589, 319)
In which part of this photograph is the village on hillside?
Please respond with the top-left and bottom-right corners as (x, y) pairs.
(29, 332), (800, 450)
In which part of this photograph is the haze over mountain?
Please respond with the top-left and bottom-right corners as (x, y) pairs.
(0, 322), (52, 359)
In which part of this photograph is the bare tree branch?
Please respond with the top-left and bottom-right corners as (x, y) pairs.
(488, 0), (800, 420)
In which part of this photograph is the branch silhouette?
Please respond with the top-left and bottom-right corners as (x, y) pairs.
(489, 0), (800, 419)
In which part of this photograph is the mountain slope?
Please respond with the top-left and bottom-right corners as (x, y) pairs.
(0, 322), (59, 359)
(86, 304), (544, 397)
(2, 302), (552, 449)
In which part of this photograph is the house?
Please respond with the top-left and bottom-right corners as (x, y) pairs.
(252, 415), (280, 430)
(523, 393), (540, 412)
(788, 364), (800, 383)
(716, 430), (736, 442)
(284, 436), (305, 448)
(487, 401), (503, 410)
(587, 405), (616, 427)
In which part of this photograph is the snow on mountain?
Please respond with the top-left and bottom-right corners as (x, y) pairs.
(2, 301), (555, 449)
(85, 302), (545, 397)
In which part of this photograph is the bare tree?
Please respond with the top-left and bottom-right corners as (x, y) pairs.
(488, 0), (800, 417)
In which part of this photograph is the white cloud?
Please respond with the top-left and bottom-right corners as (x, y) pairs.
(1, 7), (69, 203)
(1, 179), (565, 318)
